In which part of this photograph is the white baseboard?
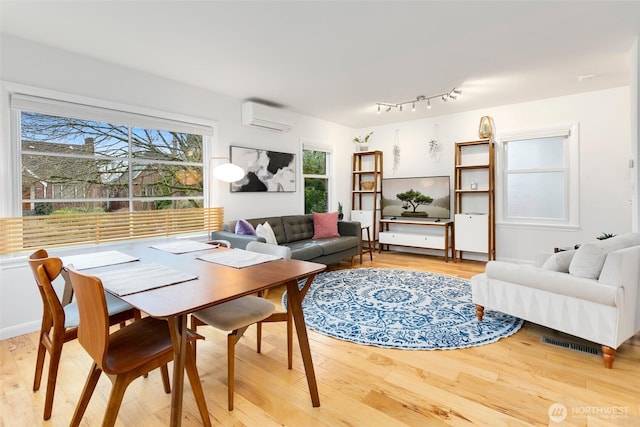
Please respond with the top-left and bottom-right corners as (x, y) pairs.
(0, 320), (40, 340)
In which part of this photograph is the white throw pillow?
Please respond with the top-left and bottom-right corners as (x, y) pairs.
(255, 221), (278, 245)
(568, 233), (640, 279)
(541, 250), (576, 273)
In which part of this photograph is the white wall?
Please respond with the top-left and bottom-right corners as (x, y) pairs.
(0, 36), (353, 339)
(0, 35), (636, 339)
(631, 37), (639, 232)
(355, 87), (633, 263)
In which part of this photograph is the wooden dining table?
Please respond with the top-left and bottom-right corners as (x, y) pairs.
(67, 238), (326, 427)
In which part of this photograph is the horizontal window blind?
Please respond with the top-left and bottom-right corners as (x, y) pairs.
(11, 93), (215, 136)
(501, 128), (571, 142)
(302, 142), (334, 153)
(0, 207), (223, 255)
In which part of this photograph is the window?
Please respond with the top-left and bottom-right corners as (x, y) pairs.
(302, 144), (332, 214)
(500, 126), (578, 227)
(1, 92), (222, 255)
(14, 94), (210, 215)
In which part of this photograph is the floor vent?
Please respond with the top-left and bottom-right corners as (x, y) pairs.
(541, 336), (601, 356)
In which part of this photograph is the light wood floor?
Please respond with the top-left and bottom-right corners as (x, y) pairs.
(2, 252), (639, 426)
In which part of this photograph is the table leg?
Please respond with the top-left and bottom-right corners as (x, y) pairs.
(286, 278), (320, 407)
(168, 314), (187, 427)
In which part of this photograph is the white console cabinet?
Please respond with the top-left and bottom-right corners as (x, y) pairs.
(378, 219), (453, 261)
(453, 214), (488, 253)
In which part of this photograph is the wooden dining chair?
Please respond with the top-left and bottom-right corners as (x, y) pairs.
(27, 249), (141, 421)
(190, 240), (291, 410)
(64, 266), (211, 427)
(245, 241), (295, 363)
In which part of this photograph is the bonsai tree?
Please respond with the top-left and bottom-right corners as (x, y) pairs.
(397, 189), (433, 217)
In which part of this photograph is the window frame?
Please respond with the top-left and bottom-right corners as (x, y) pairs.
(2, 85), (217, 217)
(301, 140), (333, 214)
(497, 124), (579, 229)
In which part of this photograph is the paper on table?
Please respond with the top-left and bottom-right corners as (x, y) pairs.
(94, 263), (198, 296)
(61, 250), (139, 270)
(197, 248), (281, 268)
(150, 240), (215, 254)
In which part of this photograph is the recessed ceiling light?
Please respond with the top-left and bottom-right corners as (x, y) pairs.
(578, 74), (596, 82)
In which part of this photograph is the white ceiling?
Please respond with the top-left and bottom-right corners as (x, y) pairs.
(1, 1), (639, 128)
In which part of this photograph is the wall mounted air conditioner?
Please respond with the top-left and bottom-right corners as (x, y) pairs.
(241, 101), (293, 132)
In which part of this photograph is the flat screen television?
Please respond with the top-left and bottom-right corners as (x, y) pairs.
(381, 176), (451, 220)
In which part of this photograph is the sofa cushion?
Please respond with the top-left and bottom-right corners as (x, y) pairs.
(256, 222), (278, 245)
(235, 219), (256, 236)
(314, 235), (360, 256)
(312, 212), (340, 239)
(243, 217), (286, 244)
(569, 233), (640, 279)
(282, 215), (314, 242)
(541, 250), (576, 273)
(284, 240), (323, 261)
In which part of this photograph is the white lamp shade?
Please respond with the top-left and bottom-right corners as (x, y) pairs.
(212, 162), (245, 183)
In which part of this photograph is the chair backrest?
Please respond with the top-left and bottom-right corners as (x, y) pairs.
(246, 241), (292, 259)
(66, 268), (110, 369)
(209, 239), (231, 248)
(29, 250), (66, 331)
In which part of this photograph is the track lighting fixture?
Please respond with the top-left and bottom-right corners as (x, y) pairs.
(376, 88), (461, 113)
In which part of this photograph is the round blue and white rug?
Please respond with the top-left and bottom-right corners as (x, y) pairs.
(283, 268), (523, 350)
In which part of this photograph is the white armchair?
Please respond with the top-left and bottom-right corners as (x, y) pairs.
(471, 233), (640, 368)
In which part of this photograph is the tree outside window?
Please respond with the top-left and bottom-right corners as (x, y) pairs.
(303, 149), (330, 214)
(20, 111), (204, 216)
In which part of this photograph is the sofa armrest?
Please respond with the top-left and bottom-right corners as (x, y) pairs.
(338, 220), (361, 237)
(210, 230), (265, 249)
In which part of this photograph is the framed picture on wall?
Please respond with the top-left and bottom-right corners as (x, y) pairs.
(229, 145), (296, 192)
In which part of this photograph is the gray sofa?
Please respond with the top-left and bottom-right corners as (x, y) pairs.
(211, 214), (361, 265)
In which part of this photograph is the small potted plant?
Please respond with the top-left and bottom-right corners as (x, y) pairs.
(353, 131), (373, 151)
(337, 202), (344, 220)
(597, 232), (616, 240)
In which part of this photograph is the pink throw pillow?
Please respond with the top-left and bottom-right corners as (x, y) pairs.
(312, 212), (340, 239)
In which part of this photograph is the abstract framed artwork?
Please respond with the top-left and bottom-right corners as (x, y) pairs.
(229, 145), (296, 192)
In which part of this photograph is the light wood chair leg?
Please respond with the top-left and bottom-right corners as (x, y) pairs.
(103, 373), (135, 427)
(256, 322), (263, 353)
(190, 315), (199, 353)
(185, 342), (211, 426)
(70, 363), (102, 427)
(42, 342), (63, 420)
(32, 337), (47, 392)
(160, 364), (171, 393)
